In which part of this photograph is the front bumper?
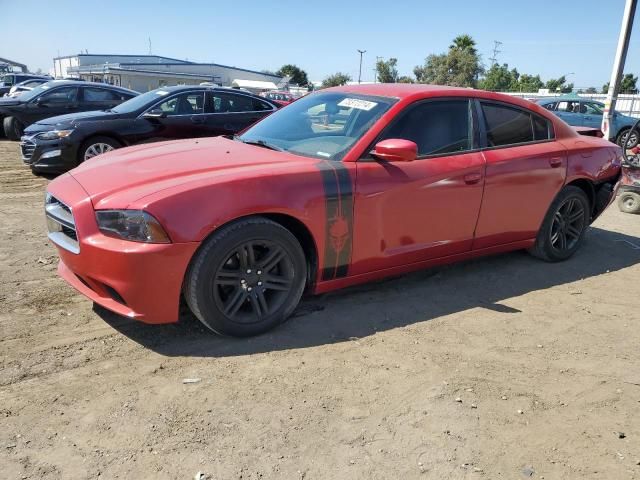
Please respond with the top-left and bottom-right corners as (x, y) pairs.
(47, 174), (199, 324)
(20, 134), (79, 173)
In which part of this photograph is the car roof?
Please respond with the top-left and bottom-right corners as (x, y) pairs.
(40, 80), (139, 94)
(329, 83), (474, 99)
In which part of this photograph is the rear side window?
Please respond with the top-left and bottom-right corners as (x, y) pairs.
(481, 103), (553, 147)
(380, 100), (472, 156)
(253, 98), (274, 111)
(84, 87), (121, 102)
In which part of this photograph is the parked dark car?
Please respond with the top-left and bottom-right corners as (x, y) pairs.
(0, 73), (52, 97)
(0, 80), (138, 140)
(21, 86), (280, 173)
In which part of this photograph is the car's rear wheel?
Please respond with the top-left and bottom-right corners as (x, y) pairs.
(529, 186), (590, 262)
(184, 217), (307, 337)
(79, 136), (120, 163)
(618, 191), (640, 214)
(3, 116), (24, 141)
(616, 128), (640, 148)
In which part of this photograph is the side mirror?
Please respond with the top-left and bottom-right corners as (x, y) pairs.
(143, 109), (166, 119)
(371, 139), (417, 162)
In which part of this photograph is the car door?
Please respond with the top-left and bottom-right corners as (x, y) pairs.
(23, 85), (80, 124)
(351, 98), (486, 275)
(472, 101), (566, 250)
(580, 101), (604, 129)
(139, 90), (208, 141)
(203, 92), (273, 136)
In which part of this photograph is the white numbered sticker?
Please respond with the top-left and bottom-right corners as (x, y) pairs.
(155, 90), (170, 96)
(338, 98), (378, 111)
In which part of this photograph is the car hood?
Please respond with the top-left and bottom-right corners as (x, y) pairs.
(0, 97), (23, 107)
(68, 136), (316, 209)
(36, 109), (120, 127)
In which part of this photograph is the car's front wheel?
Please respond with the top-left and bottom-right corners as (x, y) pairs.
(184, 217), (307, 337)
(529, 186), (591, 262)
(3, 116), (23, 141)
(79, 136), (120, 163)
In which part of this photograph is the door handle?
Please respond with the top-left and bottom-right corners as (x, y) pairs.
(549, 157), (563, 168)
(464, 172), (483, 185)
(191, 116), (205, 124)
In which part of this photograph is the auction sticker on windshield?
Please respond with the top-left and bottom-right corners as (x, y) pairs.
(338, 98), (378, 111)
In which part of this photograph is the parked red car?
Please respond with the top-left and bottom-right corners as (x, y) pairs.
(46, 85), (621, 337)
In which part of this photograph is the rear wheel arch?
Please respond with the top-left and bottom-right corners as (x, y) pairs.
(565, 178), (595, 214)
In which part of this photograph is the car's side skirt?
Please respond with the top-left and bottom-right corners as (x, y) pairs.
(313, 238), (536, 295)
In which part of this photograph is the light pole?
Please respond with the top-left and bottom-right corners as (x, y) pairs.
(603, 0), (637, 140)
(357, 49), (366, 84)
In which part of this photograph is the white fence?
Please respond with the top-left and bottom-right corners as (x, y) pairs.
(505, 92), (640, 118)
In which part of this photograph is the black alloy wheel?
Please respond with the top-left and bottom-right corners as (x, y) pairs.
(549, 197), (586, 252)
(213, 240), (295, 324)
(185, 217), (307, 337)
(529, 186), (590, 262)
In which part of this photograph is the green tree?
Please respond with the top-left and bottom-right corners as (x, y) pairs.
(545, 76), (573, 93)
(602, 74), (638, 94)
(275, 64), (309, 86)
(478, 63), (517, 91)
(449, 34), (477, 56)
(414, 35), (483, 87)
(375, 57), (398, 83)
(321, 72), (351, 88)
(516, 74), (544, 92)
(585, 86), (598, 94)
(397, 75), (414, 83)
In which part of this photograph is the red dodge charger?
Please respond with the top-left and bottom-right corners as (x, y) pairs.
(45, 85), (622, 337)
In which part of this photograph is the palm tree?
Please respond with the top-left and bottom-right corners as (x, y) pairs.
(450, 34), (477, 55)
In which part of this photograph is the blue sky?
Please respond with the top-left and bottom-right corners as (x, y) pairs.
(2, 0), (640, 88)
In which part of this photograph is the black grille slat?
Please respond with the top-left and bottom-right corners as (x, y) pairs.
(21, 139), (36, 161)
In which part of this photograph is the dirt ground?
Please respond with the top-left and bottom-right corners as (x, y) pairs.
(0, 139), (639, 480)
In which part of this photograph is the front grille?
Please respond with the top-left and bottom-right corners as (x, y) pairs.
(20, 138), (36, 162)
(45, 193), (80, 254)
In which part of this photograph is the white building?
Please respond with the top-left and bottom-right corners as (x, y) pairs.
(52, 54), (282, 92)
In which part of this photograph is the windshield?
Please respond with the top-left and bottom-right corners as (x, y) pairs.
(111, 89), (172, 113)
(239, 91), (396, 160)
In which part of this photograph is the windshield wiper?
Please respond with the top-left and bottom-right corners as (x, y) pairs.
(237, 137), (284, 152)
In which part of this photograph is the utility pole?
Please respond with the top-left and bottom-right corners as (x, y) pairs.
(603, 0), (637, 141)
(148, 37), (152, 55)
(357, 49), (366, 84)
(374, 56), (383, 83)
(489, 40), (502, 65)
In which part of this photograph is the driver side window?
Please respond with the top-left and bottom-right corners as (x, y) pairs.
(39, 87), (78, 104)
(154, 92), (204, 116)
(379, 100), (473, 156)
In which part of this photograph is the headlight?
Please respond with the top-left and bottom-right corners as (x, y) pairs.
(95, 210), (170, 243)
(36, 129), (74, 140)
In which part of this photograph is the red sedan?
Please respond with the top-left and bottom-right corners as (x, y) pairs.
(45, 85), (622, 337)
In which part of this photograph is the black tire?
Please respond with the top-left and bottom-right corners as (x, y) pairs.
(184, 217), (307, 337)
(618, 191), (640, 214)
(3, 116), (23, 141)
(78, 136), (120, 164)
(529, 186), (591, 262)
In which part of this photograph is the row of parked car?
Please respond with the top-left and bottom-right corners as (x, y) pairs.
(0, 80), (282, 173)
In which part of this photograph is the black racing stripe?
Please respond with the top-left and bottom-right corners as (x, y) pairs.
(317, 160), (354, 281)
